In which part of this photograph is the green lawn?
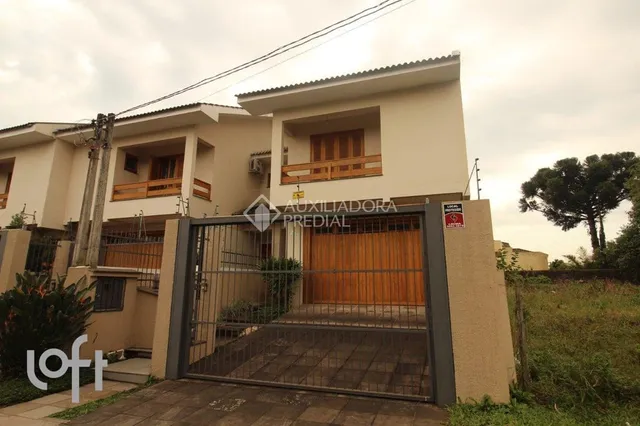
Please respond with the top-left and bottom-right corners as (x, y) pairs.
(449, 280), (640, 425)
(0, 370), (94, 408)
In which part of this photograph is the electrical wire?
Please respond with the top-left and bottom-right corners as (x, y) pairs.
(117, 0), (409, 116)
(197, 0), (417, 103)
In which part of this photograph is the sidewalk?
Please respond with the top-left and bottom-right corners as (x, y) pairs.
(0, 380), (137, 426)
(65, 379), (449, 425)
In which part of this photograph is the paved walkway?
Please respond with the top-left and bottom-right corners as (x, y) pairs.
(0, 380), (137, 426)
(66, 379), (448, 425)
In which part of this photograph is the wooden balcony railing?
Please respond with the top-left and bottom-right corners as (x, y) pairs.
(112, 177), (212, 202)
(281, 154), (382, 184)
(112, 177), (182, 201)
(0, 193), (7, 209)
(193, 178), (212, 200)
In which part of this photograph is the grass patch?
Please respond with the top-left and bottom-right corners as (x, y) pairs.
(50, 376), (159, 420)
(0, 370), (94, 408)
(450, 280), (640, 425)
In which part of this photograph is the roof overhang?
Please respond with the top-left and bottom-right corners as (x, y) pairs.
(237, 56), (461, 115)
(0, 122), (75, 149)
(55, 104), (222, 142)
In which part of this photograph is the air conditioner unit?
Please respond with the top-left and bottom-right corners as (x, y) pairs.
(249, 158), (264, 174)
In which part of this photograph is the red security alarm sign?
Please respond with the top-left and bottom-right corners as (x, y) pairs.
(443, 203), (465, 229)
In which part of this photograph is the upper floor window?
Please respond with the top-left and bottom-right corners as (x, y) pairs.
(150, 155), (184, 180)
(124, 153), (138, 174)
(310, 129), (364, 174)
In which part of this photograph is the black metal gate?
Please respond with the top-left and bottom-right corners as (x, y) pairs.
(177, 206), (441, 402)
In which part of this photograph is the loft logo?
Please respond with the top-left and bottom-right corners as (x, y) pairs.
(243, 195), (281, 232)
(27, 335), (108, 403)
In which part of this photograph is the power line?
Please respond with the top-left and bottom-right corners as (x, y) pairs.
(117, 0), (410, 116)
(197, 0), (417, 103)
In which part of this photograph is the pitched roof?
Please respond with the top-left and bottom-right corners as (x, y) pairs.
(0, 122), (74, 134)
(54, 102), (243, 134)
(237, 54), (460, 98)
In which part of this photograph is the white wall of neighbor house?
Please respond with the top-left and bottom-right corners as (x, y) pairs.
(0, 142), (61, 228)
(197, 115), (272, 215)
(269, 81), (469, 206)
(40, 140), (75, 229)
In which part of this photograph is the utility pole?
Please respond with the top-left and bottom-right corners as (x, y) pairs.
(72, 115), (103, 266)
(86, 113), (115, 267)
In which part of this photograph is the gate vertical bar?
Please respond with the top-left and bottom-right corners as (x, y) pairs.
(423, 202), (456, 406)
(166, 217), (195, 379)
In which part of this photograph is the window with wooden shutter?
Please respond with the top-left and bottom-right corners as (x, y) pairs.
(309, 129), (365, 176)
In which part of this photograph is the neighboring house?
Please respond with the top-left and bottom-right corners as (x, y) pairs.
(55, 103), (272, 234)
(494, 240), (550, 271)
(0, 122), (77, 230)
(0, 104), (272, 234)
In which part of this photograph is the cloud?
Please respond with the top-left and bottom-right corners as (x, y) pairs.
(1, 0), (638, 260)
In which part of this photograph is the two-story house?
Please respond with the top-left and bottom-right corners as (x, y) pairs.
(236, 53), (469, 305)
(0, 104), (273, 235)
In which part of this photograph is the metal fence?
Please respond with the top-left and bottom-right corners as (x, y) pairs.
(25, 237), (59, 278)
(181, 209), (434, 401)
(98, 231), (164, 290)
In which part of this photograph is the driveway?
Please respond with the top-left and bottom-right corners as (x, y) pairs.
(65, 379), (448, 425)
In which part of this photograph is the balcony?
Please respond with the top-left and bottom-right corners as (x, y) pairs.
(281, 154), (382, 184)
(0, 193), (7, 209)
(112, 177), (211, 201)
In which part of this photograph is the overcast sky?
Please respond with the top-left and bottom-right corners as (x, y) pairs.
(1, 0), (638, 259)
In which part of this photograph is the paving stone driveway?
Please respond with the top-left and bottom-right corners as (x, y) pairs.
(66, 379), (448, 425)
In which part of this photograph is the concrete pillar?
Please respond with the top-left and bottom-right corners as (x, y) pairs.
(52, 240), (73, 279)
(0, 229), (31, 293)
(180, 132), (198, 210)
(150, 219), (180, 378)
(442, 200), (515, 403)
(285, 222), (304, 308)
(271, 119), (283, 191)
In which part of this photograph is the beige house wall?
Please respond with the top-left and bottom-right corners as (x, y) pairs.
(0, 142), (59, 228)
(443, 200), (515, 403)
(131, 290), (158, 350)
(40, 140), (75, 229)
(269, 81), (468, 206)
(197, 116), (272, 215)
(66, 266), (140, 359)
(0, 229), (31, 292)
(494, 240), (549, 271)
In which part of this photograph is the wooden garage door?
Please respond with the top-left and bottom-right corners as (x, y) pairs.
(303, 216), (425, 305)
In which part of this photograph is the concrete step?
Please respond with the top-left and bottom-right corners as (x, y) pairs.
(125, 347), (152, 359)
(103, 358), (151, 385)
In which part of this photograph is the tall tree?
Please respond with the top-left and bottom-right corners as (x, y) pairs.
(519, 152), (638, 254)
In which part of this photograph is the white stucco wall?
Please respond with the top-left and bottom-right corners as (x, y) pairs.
(269, 81), (469, 206)
(0, 142), (60, 228)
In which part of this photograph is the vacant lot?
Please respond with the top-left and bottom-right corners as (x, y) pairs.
(450, 280), (640, 425)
